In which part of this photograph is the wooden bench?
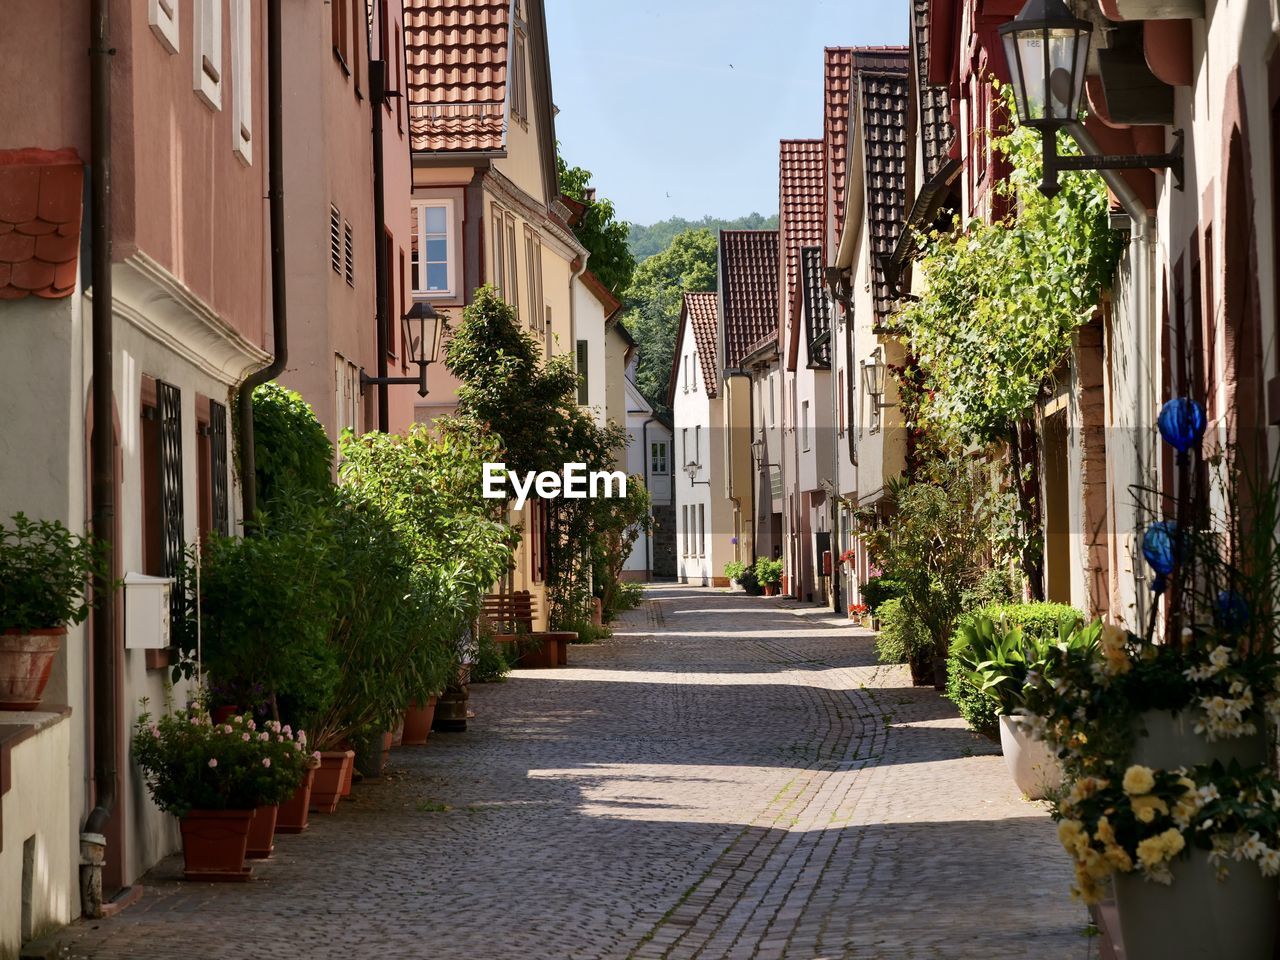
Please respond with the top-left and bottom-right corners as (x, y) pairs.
(480, 591), (576, 668)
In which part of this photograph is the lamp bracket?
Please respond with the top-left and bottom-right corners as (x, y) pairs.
(1043, 127), (1185, 197)
(360, 364), (431, 398)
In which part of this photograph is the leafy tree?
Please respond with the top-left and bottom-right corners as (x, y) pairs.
(250, 382), (333, 505)
(628, 212), (778, 262)
(558, 156), (636, 295)
(620, 228), (719, 415)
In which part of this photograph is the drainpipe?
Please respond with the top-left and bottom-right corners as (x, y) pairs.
(640, 416), (655, 577)
(81, 0), (116, 916)
(371, 18), (390, 432)
(1067, 121), (1158, 624)
(237, 0), (288, 525)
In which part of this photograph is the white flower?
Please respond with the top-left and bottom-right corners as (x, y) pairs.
(1240, 834), (1267, 861)
(1261, 848), (1280, 877)
(1199, 784), (1221, 803)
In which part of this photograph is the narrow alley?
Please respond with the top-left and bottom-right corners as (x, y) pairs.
(59, 586), (1089, 960)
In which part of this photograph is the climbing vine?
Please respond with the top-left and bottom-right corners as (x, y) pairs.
(899, 86), (1124, 445)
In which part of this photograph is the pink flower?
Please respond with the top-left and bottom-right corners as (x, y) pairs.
(311, 751), (321, 762)
(241, 732), (251, 742)
(259, 732), (270, 742)
(233, 715), (243, 725)
(282, 725), (292, 736)
(247, 719), (256, 731)
(262, 757), (271, 768)
(189, 717), (200, 726)
(208, 758), (218, 768)
(150, 725), (160, 738)
(222, 725), (233, 734)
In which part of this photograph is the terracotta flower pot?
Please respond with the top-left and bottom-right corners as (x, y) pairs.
(179, 808), (253, 881)
(310, 750), (354, 813)
(762, 584), (779, 597)
(0, 628), (64, 711)
(401, 697), (438, 746)
(245, 805), (278, 859)
(275, 767), (315, 834)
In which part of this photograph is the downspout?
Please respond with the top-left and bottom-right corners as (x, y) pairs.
(1067, 121), (1158, 623)
(725, 372), (752, 564)
(371, 15), (390, 432)
(81, 0), (116, 915)
(641, 416), (655, 577)
(237, 0), (288, 525)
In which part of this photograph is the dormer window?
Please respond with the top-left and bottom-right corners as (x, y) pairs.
(511, 0), (529, 127)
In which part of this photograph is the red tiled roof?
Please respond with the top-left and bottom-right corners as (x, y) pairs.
(685, 291), (719, 398)
(825, 47), (909, 247)
(856, 60), (910, 322)
(0, 149), (83, 301)
(404, 0), (508, 153)
(911, 1), (956, 179)
(720, 230), (779, 370)
(779, 140), (823, 369)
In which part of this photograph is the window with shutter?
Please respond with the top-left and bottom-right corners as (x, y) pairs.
(491, 207), (506, 300)
(231, 0), (252, 163)
(330, 206), (342, 273)
(576, 340), (589, 404)
(209, 400), (229, 536)
(193, 0), (223, 109)
(505, 214), (519, 315)
(412, 200), (454, 297)
(511, 0), (529, 125)
(156, 381), (186, 638)
(149, 0), (180, 53)
(344, 221), (355, 287)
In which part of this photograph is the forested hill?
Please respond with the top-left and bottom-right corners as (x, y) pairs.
(627, 213), (779, 262)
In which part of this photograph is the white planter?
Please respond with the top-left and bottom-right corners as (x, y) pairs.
(1114, 849), (1278, 960)
(1130, 709), (1267, 770)
(998, 715), (1062, 800)
(727, 580), (744, 593)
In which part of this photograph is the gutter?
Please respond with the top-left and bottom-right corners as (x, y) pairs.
(82, 0), (117, 915)
(371, 30), (389, 432)
(236, 0), (288, 525)
(640, 416), (655, 577)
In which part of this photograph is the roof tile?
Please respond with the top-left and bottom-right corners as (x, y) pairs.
(720, 230), (779, 370)
(404, 0), (509, 153)
(0, 150), (83, 300)
(779, 140), (823, 368)
(912, 0), (956, 179)
(857, 62), (910, 321)
(684, 291), (719, 398)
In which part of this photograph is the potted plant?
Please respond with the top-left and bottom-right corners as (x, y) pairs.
(724, 560), (748, 592)
(753, 558), (783, 597)
(132, 707), (311, 879)
(873, 598), (934, 686)
(0, 514), (101, 710)
(847, 602), (869, 625)
(952, 612), (1096, 799)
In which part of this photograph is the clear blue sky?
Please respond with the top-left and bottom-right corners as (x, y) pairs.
(545, 0), (909, 227)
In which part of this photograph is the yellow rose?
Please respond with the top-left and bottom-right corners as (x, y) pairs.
(1123, 765), (1156, 795)
(1130, 795), (1169, 823)
(1094, 816), (1116, 846)
(1058, 819), (1090, 858)
(1104, 843), (1133, 872)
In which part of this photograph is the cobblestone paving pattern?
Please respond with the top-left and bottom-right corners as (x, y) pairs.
(61, 584), (1093, 960)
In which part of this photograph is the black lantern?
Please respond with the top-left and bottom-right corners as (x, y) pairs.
(1000, 0), (1092, 129)
(999, 0), (1183, 197)
(362, 301), (445, 398)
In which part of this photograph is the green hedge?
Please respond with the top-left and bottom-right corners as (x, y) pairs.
(945, 601), (1081, 737)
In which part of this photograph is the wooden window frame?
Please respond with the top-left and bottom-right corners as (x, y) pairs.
(193, 0), (223, 110)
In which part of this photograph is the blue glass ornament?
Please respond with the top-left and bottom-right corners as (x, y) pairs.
(1215, 590), (1250, 634)
(1142, 521), (1178, 594)
(1158, 397), (1206, 455)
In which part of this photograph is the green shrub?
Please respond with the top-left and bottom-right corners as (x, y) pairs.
(250, 382), (333, 505)
(472, 629), (515, 684)
(0, 513), (103, 632)
(945, 601), (1083, 736)
(605, 580), (643, 621)
(859, 576), (905, 615)
(724, 560), (747, 582)
(738, 567), (762, 595)
(875, 598), (932, 665)
(753, 557), (783, 586)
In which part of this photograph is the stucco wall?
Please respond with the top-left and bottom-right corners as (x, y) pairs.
(0, 715), (73, 959)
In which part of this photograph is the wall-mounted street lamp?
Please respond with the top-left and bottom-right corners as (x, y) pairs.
(999, 0), (1184, 198)
(861, 348), (893, 434)
(362, 301), (445, 398)
(684, 462), (710, 487)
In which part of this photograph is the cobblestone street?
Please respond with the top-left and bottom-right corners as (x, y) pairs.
(61, 585), (1093, 960)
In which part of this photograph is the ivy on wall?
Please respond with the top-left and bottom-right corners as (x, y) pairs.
(898, 88), (1124, 445)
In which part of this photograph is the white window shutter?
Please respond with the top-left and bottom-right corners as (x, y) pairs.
(149, 0), (180, 53)
(194, 0), (224, 110)
(231, 0), (252, 163)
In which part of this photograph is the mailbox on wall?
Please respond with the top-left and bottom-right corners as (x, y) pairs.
(123, 573), (174, 650)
